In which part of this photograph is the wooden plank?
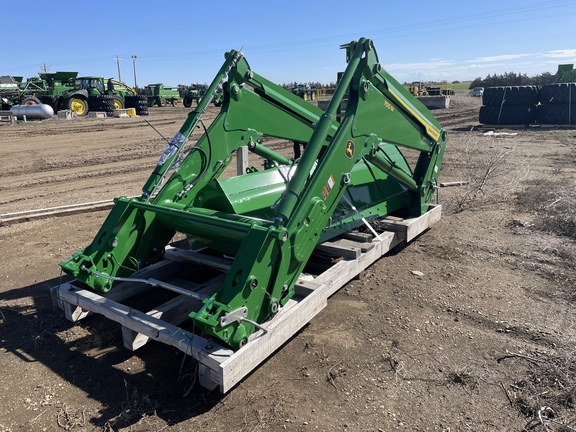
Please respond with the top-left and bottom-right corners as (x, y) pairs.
(294, 279), (322, 296)
(377, 204), (442, 242)
(315, 242), (361, 259)
(218, 284), (328, 392)
(339, 231), (373, 243)
(0, 199), (122, 226)
(55, 259), (186, 323)
(404, 204), (441, 242)
(314, 232), (399, 297)
(122, 274), (225, 350)
(57, 285), (233, 374)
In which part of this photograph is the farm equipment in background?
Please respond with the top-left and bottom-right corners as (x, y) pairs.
(291, 83), (317, 101)
(145, 83), (181, 107)
(183, 84), (208, 107)
(0, 72), (78, 111)
(59, 38), (447, 350)
(408, 81), (452, 109)
(426, 83), (454, 96)
(0, 75), (48, 109)
(408, 81), (428, 96)
(0, 72), (146, 116)
(555, 64), (576, 83)
(65, 75), (136, 115)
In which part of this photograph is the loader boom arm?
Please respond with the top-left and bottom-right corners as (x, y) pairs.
(60, 38), (446, 349)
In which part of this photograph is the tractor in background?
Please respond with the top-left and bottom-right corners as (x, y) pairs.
(291, 83), (317, 101)
(183, 84), (208, 107)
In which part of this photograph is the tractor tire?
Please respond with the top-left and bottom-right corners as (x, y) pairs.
(183, 97), (192, 108)
(88, 96), (103, 111)
(157, 98), (167, 107)
(51, 99), (60, 113)
(88, 95), (115, 115)
(99, 95), (116, 113)
(112, 96), (124, 110)
(126, 95), (148, 115)
(482, 86), (539, 107)
(124, 95), (138, 108)
(67, 96), (88, 116)
(311, 92), (316, 101)
(171, 99), (178, 106)
(479, 105), (537, 125)
(536, 104), (576, 124)
(539, 83), (576, 105)
(20, 96), (41, 105)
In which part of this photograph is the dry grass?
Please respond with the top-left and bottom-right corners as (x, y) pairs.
(444, 136), (529, 213)
(516, 180), (576, 238)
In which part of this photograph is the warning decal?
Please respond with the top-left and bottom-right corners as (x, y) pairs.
(322, 175), (335, 200)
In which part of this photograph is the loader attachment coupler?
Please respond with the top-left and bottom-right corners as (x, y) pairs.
(59, 38), (446, 349)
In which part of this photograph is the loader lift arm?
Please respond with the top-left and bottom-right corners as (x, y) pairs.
(60, 38), (446, 349)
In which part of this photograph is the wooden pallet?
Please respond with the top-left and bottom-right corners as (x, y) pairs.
(53, 204), (441, 393)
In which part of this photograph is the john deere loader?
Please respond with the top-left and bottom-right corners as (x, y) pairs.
(59, 38), (447, 354)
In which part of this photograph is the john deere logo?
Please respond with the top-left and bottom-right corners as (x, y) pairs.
(345, 140), (355, 159)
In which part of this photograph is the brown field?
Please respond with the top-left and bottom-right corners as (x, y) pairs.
(1, 94), (575, 431)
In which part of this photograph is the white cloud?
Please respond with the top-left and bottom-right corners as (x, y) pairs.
(543, 49), (576, 58)
(473, 53), (534, 63)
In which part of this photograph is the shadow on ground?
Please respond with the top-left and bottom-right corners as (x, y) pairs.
(0, 276), (224, 429)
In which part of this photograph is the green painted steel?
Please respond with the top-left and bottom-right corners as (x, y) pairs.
(60, 38), (447, 349)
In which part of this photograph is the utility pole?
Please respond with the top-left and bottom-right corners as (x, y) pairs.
(39, 63), (50, 73)
(113, 56), (123, 81)
(131, 55), (138, 90)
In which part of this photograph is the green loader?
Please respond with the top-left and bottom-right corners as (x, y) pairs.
(60, 38), (447, 350)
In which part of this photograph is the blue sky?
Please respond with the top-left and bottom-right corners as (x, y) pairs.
(2, 0), (575, 87)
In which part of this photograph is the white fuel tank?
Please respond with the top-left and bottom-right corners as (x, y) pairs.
(10, 104), (54, 120)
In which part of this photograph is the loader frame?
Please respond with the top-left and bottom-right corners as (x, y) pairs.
(54, 204), (441, 392)
(59, 38), (447, 350)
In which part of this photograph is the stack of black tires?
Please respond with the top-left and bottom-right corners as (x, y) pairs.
(478, 84), (576, 125)
(536, 83), (575, 124)
(479, 86), (539, 125)
(88, 95), (117, 116)
(88, 95), (149, 116)
(125, 95), (149, 116)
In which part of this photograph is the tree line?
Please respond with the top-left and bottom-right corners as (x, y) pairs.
(469, 71), (556, 89)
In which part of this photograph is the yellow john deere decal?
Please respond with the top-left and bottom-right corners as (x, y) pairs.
(322, 175), (335, 200)
(345, 140), (355, 159)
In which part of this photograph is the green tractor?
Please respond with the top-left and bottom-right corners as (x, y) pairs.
(291, 83), (317, 101)
(37, 73), (139, 116)
(74, 76), (139, 114)
(183, 84), (208, 107)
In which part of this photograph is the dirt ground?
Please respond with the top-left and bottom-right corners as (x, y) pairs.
(1, 94), (575, 432)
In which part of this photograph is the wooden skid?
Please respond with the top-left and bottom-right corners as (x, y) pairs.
(53, 205), (441, 392)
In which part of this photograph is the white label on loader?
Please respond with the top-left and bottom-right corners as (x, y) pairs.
(156, 132), (186, 166)
(170, 132), (186, 149)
